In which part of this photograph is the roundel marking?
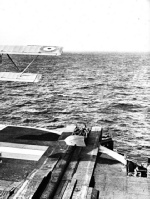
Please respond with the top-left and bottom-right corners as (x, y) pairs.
(42, 46), (56, 52)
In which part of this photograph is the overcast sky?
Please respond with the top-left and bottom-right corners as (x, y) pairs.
(0, 0), (150, 52)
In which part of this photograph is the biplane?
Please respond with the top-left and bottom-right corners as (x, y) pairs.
(0, 45), (63, 82)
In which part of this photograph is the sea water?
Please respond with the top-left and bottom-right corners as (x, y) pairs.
(0, 52), (150, 163)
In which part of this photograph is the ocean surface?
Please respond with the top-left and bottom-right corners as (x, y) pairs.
(0, 52), (150, 163)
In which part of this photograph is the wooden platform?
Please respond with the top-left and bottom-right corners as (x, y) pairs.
(0, 125), (150, 198)
(94, 153), (150, 199)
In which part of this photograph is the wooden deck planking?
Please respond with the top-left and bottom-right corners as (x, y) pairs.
(1, 125), (150, 198)
(87, 188), (99, 199)
(53, 180), (69, 199)
(35, 127), (101, 199)
(39, 146), (74, 199)
(94, 153), (150, 198)
(12, 146), (65, 198)
(0, 180), (22, 199)
(10, 128), (71, 199)
(61, 179), (77, 199)
(73, 185), (89, 199)
(12, 129), (74, 199)
(71, 186), (99, 199)
(54, 127), (102, 199)
(0, 125), (77, 198)
(62, 147), (82, 181)
(11, 159), (59, 198)
(72, 127), (102, 187)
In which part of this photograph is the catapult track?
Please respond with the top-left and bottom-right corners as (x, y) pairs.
(0, 126), (150, 199)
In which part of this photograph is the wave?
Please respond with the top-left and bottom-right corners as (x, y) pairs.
(111, 102), (143, 111)
(1, 52), (150, 162)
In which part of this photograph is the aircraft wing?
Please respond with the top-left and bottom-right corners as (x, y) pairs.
(0, 72), (42, 83)
(0, 45), (63, 56)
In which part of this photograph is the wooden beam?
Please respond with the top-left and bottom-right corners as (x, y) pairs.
(62, 179), (77, 199)
(53, 180), (69, 199)
(86, 187), (99, 199)
(39, 146), (74, 199)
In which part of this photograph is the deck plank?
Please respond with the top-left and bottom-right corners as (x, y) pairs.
(72, 185), (88, 199)
(39, 146), (74, 199)
(1, 125), (150, 198)
(12, 141), (64, 198)
(53, 180), (69, 199)
(38, 130), (75, 199)
(61, 127), (102, 199)
(72, 128), (102, 187)
(62, 179), (77, 199)
(94, 153), (150, 198)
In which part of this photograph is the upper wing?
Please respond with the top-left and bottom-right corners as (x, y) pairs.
(0, 45), (63, 56)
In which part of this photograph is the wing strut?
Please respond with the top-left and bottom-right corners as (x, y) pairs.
(7, 54), (20, 71)
(20, 55), (39, 76)
(0, 54), (41, 82)
(7, 54), (39, 75)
